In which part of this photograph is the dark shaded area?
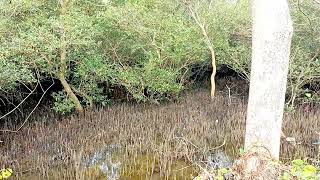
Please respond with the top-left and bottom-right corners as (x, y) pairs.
(0, 60), (318, 132)
(189, 63), (246, 82)
(0, 62), (248, 126)
(0, 78), (62, 125)
(302, 81), (320, 92)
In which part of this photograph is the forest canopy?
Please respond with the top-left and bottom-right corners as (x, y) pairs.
(0, 0), (319, 114)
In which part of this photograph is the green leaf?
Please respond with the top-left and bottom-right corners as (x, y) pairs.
(219, 168), (229, 174)
(305, 92), (312, 98)
(292, 159), (305, 166)
(281, 172), (290, 180)
(302, 165), (317, 177)
(239, 147), (247, 156)
(291, 167), (298, 176)
(217, 176), (224, 180)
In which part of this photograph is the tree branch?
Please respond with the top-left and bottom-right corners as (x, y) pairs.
(0, 79), (55, 132)
(181, 0), (217, 98)
(0, 82), (39, 121)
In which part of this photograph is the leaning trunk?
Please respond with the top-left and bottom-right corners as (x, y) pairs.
(59, 0), (83, 113)
(59, 44), (84, 113)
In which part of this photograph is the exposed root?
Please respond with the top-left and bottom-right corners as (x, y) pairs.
(232, 148), (282, 180)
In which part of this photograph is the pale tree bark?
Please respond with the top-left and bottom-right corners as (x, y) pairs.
(244, 0), (293, 161)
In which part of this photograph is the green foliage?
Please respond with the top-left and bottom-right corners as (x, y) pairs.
(52, 91), (75, 115)
(0, 0), (319, 114)
(286, 0), (320, 106)
(216, 168), (229, 180)
(239, 147), (248, 156)
(0, 168), (13, 180)
(281, 159), (320, 180)
(0, 59), (35, 90)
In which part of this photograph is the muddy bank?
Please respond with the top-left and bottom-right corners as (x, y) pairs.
(0, 78), (319, 179)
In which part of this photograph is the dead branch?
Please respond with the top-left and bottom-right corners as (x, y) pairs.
(0, 82), (39, 120)
(0, 78), (55, 132)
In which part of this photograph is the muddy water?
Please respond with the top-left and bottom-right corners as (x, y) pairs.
(17, 154), (198, 180)
(121, 154), (197, 180)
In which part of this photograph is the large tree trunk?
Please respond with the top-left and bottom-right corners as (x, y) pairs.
(244, 0), (293, 160)
(59, 0), (84, 113)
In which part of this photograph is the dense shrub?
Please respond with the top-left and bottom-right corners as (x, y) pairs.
(287, 0), (320, 106)
(0, 0), (319, 114)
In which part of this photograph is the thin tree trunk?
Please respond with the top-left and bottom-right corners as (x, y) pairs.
(197, 20), (216, 99)
(59, 0), (84, 113)
(210, 47), (216, 98)
(244, 0), (293, 159)
(181, 0), (217, 98)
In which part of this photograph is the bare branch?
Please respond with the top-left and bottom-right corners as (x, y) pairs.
(181, 0), (217, 98)
(311, 48), (320, 61)
(313, 0), (320, 4)
(0, 78), (55, 132)
(18, 81), (33, 92)
(0, 82), (39, 120)
(297, 0), (314, 31)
